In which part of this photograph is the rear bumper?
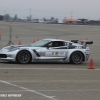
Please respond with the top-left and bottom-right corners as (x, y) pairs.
(85, 54), (89, 61)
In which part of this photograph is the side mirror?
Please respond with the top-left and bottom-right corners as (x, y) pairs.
(47, 45), (49, 49)
(47, 44), (52, 49)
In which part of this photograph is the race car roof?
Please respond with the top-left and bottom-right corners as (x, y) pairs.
(43, 38), (82, 46)
(43, 38), (69, 42)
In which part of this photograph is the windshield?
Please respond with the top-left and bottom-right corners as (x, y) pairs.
(31, 40), (50, 47)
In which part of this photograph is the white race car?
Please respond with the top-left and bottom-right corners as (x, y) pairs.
(0, 39), (93, 64)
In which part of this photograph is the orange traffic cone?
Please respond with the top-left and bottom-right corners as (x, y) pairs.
(18, 40), (22, 45)
(86, 37), (88, 40)
(88, 59), (94, 69)
(16, 35), (18, 39)
(56, 36), (58, 39)
(32, 39), (36, 43)
(37, 38), (40, 41)
(80, 38), (82, 41)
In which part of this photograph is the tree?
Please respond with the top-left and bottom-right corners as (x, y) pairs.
(50, 17), (55, 22)
(13, 14), (18, 21)
(43, 18), (46, 21)
(0, 15), (3, 20)
(27, 15), (32, 22)
(4, 14), (11, 21)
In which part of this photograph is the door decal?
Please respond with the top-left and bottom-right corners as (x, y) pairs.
(45, 52), (65, 56)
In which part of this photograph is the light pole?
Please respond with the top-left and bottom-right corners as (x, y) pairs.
(6, 24), (14, 46)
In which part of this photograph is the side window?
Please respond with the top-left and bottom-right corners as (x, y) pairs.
(51, 41), (65, 47)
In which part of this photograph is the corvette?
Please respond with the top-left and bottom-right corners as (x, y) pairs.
(0, 39), (93, 64)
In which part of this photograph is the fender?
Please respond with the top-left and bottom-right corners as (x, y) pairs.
(17, 49), (33, 59)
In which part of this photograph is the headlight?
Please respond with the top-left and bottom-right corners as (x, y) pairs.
(8, 47), (20, 52)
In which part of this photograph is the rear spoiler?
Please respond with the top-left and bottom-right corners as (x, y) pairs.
(71, 40), (93, 46)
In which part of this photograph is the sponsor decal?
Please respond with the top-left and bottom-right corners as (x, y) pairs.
(45, 52), (65, 56)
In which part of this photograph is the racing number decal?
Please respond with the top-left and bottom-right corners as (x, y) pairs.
(45, 52), (65, 56)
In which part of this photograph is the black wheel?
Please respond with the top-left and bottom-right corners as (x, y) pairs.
(70, 52), (83, 64)
(16, 50), (31, 64)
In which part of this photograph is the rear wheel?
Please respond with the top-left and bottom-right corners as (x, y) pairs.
(70, 52), (83, 64)
(16, 50), (31, 64)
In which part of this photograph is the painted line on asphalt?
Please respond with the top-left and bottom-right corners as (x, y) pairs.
(0, 80), (57, 100)
(5, 80), (100, 83)
(0, 90), (28, 92)
(0, 68), (99, 70)
(0, 89), (100, 92)
(1, 74), (96, 75)
(36, 89), (100, 92)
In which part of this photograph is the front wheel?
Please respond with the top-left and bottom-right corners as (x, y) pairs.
(70, 52), (83, 64)
(16, 50), (32, 64)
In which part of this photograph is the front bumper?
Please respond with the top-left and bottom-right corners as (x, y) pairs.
(0, 51), (17, 62)
(0, 54), (16, 61)
(0, 54), (7, 58)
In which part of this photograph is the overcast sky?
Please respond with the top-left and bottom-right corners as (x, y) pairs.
(0, 0), (100, 20)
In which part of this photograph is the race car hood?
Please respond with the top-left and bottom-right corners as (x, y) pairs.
(3, 45), (40, 48)
(1, 45), (41, 52)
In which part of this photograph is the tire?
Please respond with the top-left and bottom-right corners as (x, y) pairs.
(16, 50), (31, 64)
(70, 51), (83, 64)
